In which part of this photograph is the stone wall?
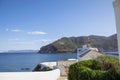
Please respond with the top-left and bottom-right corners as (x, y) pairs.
(57, 59), (77, 76)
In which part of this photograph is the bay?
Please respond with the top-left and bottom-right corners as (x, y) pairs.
(0, 52), (118, 72)
(0, 52), (77, 72)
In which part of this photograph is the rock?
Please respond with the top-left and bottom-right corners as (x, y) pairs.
(33, 64), (52, 71)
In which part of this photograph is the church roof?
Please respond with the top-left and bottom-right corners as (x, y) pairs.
(79, 50), (103, 60)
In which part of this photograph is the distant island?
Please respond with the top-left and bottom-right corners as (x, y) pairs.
(38, 34), (118, 53)
(0, 50), (39, 53)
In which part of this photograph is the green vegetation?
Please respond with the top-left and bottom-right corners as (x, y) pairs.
(68, 55), (120, 80)
(39, 34), (117, 53)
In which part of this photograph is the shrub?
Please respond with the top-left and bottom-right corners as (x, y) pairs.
(68, 55), (120, 80)
(94, 56), (120, 73)
(68, 60), (97, 80)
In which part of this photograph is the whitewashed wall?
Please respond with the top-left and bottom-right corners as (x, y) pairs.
(0, 69), (60, 80)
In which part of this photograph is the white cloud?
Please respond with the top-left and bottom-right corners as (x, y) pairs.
(27, 31), (47, 35)
(6, 28), (23, 32)
(11, 29), (22, 32)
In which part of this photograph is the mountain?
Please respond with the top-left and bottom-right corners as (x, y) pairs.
(38, 34), (118, 53)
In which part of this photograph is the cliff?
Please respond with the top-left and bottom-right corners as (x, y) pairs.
(38, 34), (118, 53)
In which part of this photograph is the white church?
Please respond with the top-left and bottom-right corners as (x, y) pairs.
(77, 38), (102, 61)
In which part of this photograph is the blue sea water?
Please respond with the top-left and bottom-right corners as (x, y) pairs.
(0, 52), (118, 72)
(0, 52), (77, 72)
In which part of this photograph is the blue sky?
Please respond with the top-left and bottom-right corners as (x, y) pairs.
(0, 0), (116, 51)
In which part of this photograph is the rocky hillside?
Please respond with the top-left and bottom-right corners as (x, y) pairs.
(38, 34), (118, 53)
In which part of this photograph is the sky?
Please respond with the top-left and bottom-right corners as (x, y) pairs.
(0, 0), (117, 51)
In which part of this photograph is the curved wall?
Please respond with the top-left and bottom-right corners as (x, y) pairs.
(0, 68), (60, 80)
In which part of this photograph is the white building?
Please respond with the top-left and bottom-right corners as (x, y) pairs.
(77, 38), (102, 61)
(77, 45), (102, 61)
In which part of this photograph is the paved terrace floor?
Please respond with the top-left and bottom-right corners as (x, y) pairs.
(57, 76), (68, 80)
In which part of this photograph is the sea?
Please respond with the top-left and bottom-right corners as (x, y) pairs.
(0, 52), (77, 72)
(0, 51), (118, 72)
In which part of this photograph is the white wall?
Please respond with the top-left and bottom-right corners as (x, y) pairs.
(113, 0), (120, 61)
(0, 69), (60, 80)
